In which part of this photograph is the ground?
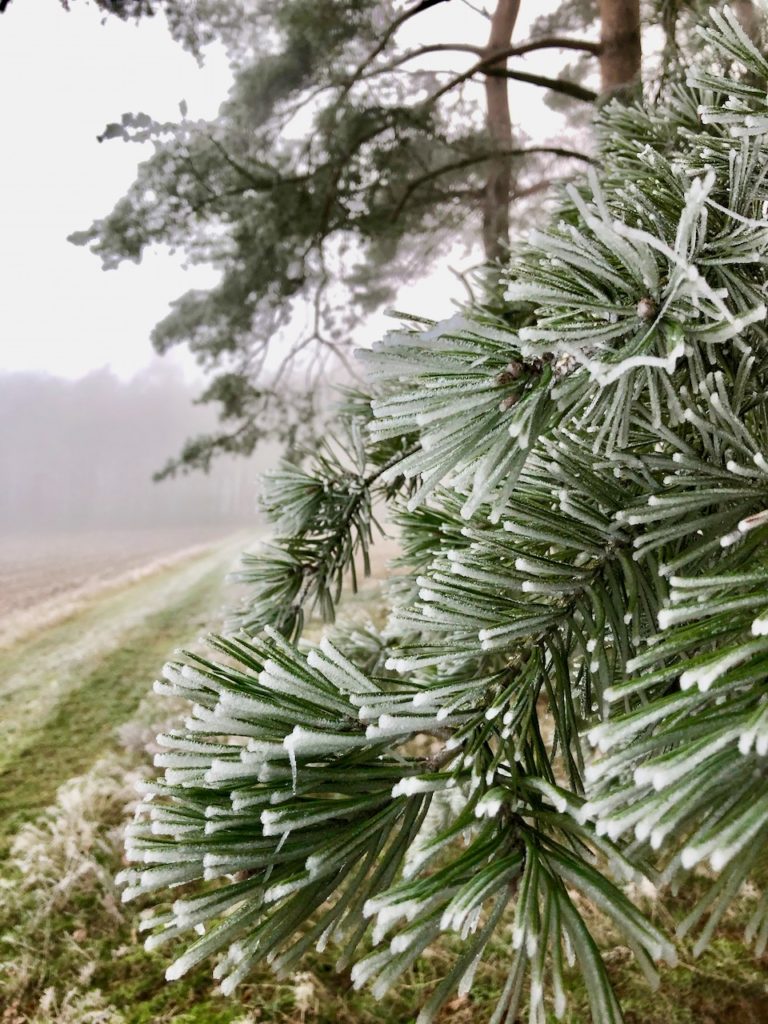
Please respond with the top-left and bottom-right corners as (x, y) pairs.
(0, 532), (766, 1023)
(0, 527), (237, 646)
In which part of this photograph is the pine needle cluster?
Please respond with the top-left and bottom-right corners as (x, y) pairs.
(119, 10), (768, 1022)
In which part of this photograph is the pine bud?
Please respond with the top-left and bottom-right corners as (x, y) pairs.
(637, 296), (657, 321)
(554, 353), (577, 377)
(495, 360), (524, 386)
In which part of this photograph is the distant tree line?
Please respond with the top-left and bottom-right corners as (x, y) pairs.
(0, 364), (267, 531)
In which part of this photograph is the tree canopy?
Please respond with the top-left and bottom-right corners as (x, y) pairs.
(28, 0), (756, 477)
(65, 0), (640, 473)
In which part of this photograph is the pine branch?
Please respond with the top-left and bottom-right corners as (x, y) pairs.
(289, 439), (422, 611)
(232, 432), (420, 638)
(124, 10), (768, 1021)
(424, 43), (600, 107)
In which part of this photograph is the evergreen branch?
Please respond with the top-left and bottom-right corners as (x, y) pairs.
(232, 434), (421, 638)
(124, 10), (768, 1021)
(289, 439), (422, 612)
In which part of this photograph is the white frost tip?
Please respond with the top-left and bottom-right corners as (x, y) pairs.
(737, 508), (768, 534)
(710, 848), (731, 872)
(739, 732), (754, 755)
(219, 976), (238, 997)
(391, 777), (443, 798)
(657, 609), (674, 630)
(680, 846), (701, 870)
(166, 958), (190, 981)
(586, 726), (603, 749)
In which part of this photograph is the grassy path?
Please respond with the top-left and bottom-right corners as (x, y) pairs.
(0, 538), (243, 851)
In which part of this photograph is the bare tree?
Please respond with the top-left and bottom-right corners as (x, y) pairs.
(733, 0), (762, 41)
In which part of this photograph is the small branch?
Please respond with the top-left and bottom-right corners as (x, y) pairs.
(206, 135), (279, 190)
(339, 0), (454, 101)
(425, 42), (600, 107)
(391, 146), (593, 222)
(507, 35), (602, 57)
(459, 0), (491, 18)
(409, 0), (453, 12)
(449, 265), (477, 304)
(426, 745), (462, 771)
(364, 440), (422, 489)
(484, 67), (597, 103)
(362, 35), (601, 82)
(511, 179), (554, 201)
(292, 439), (423, 612)
(358, 43), (484, 81)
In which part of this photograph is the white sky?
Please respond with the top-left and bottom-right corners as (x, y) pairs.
(0, 0), (568, 382)
(0, 2), (231, 379)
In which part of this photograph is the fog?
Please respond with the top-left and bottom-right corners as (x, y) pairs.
(0, 363), (270, 533)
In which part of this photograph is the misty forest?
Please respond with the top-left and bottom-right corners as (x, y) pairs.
(3, 2), (768, 1023)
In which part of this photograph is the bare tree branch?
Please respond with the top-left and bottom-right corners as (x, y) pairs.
(391, 146), (594, 222)
(359, 36), (602, 82)
(484, 68), (597, 102)
(425, 46), (599, 107)
(507, 35), (602, 57)
(409, 0), (453, 13)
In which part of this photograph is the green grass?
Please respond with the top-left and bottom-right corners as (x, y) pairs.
(1, 547), (767, 1023)
(0, 540), (245, 771)
(0, 557), (226, 852)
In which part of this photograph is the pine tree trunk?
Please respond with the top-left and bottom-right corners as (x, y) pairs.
(733, 0), (762, 42)
(482, 0), (520, 262)
(598, 0), (641, 96)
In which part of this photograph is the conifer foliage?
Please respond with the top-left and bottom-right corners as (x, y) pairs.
(120, 10), (768, 1021)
